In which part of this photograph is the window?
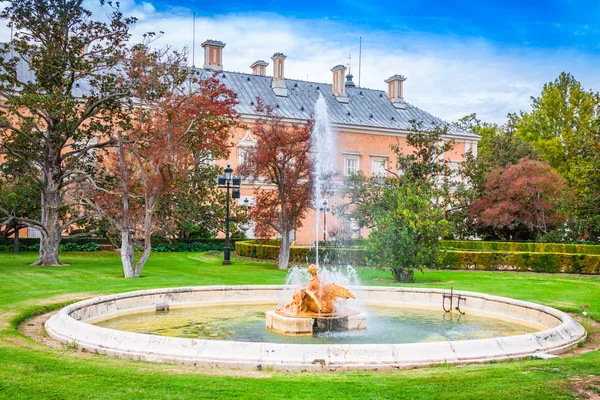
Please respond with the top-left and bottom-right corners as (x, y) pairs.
(371, 157), (388, 177)
(344, 156), (359, 176)
(343, 215), (360, 239)
(238, 148), (248, 168)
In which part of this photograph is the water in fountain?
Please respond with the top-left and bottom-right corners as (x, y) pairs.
(311, 93), (336, 266)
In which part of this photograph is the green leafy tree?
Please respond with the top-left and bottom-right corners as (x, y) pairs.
(515, 72), (599, 175)
(514, 73), (600, 240)
(342, 123), (454, 282)
(367, 183), (451, 283)
(0, 0), (135, 265)
(0, 171), (40, 253)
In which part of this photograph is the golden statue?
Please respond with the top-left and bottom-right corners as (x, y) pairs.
(277, 264), (355, 317)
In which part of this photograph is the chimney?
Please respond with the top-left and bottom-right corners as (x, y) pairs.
(331, 65), (348, 103)
(250, 60), (268, 76)
(271, 53), (287, 97)
(201, 40), (225, 71)
(384, 75), (407, 109)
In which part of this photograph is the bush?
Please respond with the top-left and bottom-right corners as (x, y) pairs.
(59, 242), (101, 252)
(152, 242), (224, 252)
(441, 250), (600, 274)
(440, 240), (600, 255)
(234, 241), (368, 265)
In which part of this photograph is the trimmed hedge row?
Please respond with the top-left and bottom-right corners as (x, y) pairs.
(235, 241), (600, 274)
(153, 242), (224, 252)
(234, 241), (368, 265)
(440, 240), (600, 255)
(0, 242), (102, 252)
(441, 250), (600, 274)
(0, 237), (242, 252)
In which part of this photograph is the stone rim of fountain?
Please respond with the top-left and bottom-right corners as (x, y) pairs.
(44, 285), (587, 372)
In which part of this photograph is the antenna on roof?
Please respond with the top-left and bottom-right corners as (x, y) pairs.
(358, 36), (362, 87)
(192, 12), (196, 67)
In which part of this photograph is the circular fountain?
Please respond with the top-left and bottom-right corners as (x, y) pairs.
(45, 282), (586, 371)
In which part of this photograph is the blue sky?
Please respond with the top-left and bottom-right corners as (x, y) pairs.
(153, 0), (600, 52)
(3, 0), (598, 123)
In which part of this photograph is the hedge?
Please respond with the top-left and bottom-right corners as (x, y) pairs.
(441, 250), (600, 274)
(235, 241), (600, 274)
(0, 237), (243, 252)
(234, 241), (368, 265)
(440, 240), (600, 255)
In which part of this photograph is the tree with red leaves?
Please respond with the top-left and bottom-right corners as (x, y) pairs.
(87, 40), (239, 278)
(239, 99), (313, 270)
(470, 158), (566, 240)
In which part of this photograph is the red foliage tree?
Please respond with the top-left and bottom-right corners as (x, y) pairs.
(239, 99), (314, 269)
(87, 42), (238, 278)
(470, 158), (566, 239)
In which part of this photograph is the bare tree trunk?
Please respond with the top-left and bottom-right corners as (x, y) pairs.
(116, 130), (139, 278)
(393, 267), (415, 283)
(133, 203), (154, 277)
(34, 178), (62, 266)
(13, 226), (19, 254)
(121, 230), (136, 278)
(278, 229), (291, 270)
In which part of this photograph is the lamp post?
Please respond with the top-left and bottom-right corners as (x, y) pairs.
(218, 165), (240, 265)
(319, 199), (329, 242)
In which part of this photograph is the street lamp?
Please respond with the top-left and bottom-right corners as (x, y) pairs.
(218, 165), (240, 265)
(319, 199), (330, 242)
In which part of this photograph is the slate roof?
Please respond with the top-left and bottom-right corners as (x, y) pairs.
(194, 68), (479, 139)
(2, 42), (477, 139)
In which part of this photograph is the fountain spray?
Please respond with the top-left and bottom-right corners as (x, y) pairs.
(311, 94), (336, 267)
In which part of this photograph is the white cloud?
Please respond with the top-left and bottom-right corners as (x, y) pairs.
(3, 1), (600, 124)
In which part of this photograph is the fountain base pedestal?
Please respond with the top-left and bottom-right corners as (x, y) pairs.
(265, 311), (367, 336)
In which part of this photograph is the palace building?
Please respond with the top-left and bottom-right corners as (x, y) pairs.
(7, 39), (480, 244)
(198, 40), (480, 245)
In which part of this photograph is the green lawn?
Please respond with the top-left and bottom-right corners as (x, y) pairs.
(0, 251), (599, 399)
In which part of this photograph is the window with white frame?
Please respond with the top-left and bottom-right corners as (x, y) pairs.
(344, 156), (359, 176)
(371, 157), (388, 177)
(343, 214), (360, 239)
(238, 148), (248, 168)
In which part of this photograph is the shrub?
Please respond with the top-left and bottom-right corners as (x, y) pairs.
(152, 242), (224, 252)
(234, 241), (368, 265)
(441, 250), (600, 274)
(440, 240), (600, 255)
(59, 242), (101, 252)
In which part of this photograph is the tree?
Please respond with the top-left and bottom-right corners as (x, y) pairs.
(342, 123), (455, 282)
(0, 172), (40, 253)
(450, 113), (537, 238)
(367, 183), (450, 283)
(239, 99), (313, 270)
(514, 73), (600, 239)
(86, 43), (239, 278)
(515, 72), (599, 175)
(470, 158), (566, 240)
(0, 0), (134, 265)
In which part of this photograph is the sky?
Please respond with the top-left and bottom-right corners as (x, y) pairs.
(2, 0), (599, 124)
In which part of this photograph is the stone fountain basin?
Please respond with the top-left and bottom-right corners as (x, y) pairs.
(44, 285), (586, 371)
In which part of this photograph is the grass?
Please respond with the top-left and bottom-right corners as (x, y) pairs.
(0, 251), (599, 399)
